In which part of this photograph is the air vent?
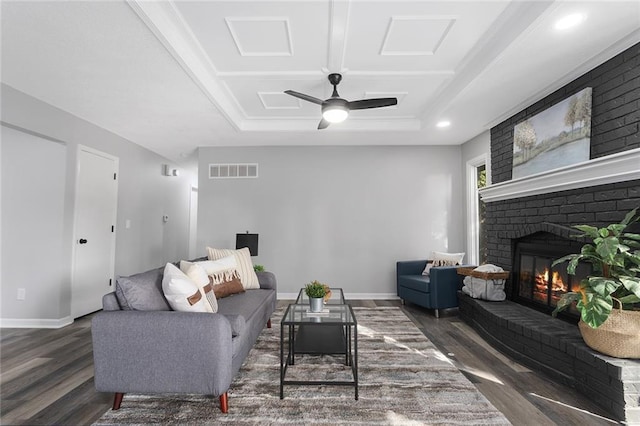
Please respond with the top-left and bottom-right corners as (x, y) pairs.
(209, 163), (258, 179)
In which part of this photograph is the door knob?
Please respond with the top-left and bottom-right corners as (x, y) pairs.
(79, 238), (88, 244)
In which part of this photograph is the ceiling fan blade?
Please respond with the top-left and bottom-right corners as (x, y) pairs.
(318, 118), (330, 130)
(284, 90), (323, 105)
(347, 98), (398, 110)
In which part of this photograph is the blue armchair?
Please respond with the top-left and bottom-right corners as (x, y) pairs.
(396, 260), (466, 317)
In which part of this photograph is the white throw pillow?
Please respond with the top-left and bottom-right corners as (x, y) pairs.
(162, 263), (212, 312)
(422, 251), (465, 275)
(206, 247), (260, 289)
(179, 261), (218, 313)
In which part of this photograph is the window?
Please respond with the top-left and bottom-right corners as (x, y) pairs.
(477, 164), (487, 264)
(466, 154), (490, 265)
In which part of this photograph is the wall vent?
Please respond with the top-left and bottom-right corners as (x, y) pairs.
(209, 163), (258, 179)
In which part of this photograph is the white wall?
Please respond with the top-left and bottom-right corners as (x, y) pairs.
(198, 145), (464, 298)
(1, 84), (194, 327)
(460, 130), (490, 263)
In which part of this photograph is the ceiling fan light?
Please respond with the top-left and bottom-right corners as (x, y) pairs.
(322, 106), (349, 123)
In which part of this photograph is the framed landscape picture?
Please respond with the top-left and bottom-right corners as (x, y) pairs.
(512, 87), (592, 179)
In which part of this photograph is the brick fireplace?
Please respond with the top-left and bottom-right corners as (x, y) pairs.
(483, 38), (640, 306)
(459, 42), (640, 423)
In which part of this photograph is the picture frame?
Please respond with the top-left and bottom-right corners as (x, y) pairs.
(512, 87), (592, 179)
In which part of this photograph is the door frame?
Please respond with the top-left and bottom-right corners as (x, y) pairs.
(71, 144), (119, 318)
(465, 153), (490, 266)
(188, 186), (198, 259)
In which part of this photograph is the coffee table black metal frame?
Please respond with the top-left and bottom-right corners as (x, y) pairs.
(280, 288), (358, 400)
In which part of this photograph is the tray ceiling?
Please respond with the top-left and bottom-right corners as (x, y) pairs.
(1, 1), (639, 161)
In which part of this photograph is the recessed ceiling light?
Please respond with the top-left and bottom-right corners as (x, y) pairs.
(555, 13), (585, 30)
(436, 120), (451, 128)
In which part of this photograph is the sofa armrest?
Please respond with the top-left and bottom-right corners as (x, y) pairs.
(429, 265), (466, 308)
(102, 292), (121, 311)
(91, 310), (234, 396)
(257, 271), (277, 291)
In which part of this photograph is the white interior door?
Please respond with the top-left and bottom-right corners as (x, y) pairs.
(72, 146), (118, 318)
(188, 187), (198, 259)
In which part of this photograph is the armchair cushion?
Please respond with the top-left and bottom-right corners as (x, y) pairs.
(399, 275), (431, 293)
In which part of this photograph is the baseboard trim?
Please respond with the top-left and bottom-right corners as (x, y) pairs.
(0, 316), (73, 329)
(278, 292), (399, 300)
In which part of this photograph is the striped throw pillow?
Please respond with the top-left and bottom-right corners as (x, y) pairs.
(206, 247), (260, 289)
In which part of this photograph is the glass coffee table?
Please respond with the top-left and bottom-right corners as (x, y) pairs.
(280, 288), (358, 399)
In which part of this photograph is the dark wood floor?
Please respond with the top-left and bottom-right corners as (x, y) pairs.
(1, 300), (619, 425)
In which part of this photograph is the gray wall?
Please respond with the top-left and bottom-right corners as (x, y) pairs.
(461, 131), (490, 168)
(197, 145), (464, 297)
(1, 126), (67, 321)
(1, 84), (194, 326)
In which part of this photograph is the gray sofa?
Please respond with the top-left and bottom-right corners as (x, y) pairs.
(91, 264), (277, 414)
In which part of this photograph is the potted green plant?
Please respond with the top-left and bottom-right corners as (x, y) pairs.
(253, 264), (265, 272)
(552, 208), (640, 358)
(305, 280), (327, 312)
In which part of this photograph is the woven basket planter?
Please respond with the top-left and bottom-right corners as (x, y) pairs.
(578, 308), (640, 359)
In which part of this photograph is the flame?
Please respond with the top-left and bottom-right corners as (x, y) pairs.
(535, 269), (566, 290)
(534, 268), (567, 297)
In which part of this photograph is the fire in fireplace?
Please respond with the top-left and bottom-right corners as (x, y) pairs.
(513, 242), (590, 319)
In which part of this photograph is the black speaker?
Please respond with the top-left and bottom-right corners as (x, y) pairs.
(236, 233), (258, 256)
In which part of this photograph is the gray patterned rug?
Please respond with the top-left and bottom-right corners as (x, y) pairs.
(94, 307), (510, 425)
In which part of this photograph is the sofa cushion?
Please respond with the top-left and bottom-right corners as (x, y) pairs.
(115, 267), (171, 311)
(180, 262), (218, 313)
(423, 252), (465, 275)
(162, 263), (214, 313)
(212, 276), (245, 299)
(216, 289), (271, 333)
(223, 314), (246, 338)
(399, 275), (431, 293)
(182, 257), (238, 281)
(207, 247), (260, 290)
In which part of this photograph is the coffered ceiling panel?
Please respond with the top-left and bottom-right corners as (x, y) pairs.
(258, 92), (301, 109)
(223, 73), (447, 119)
(225, 18), (293, 56)
(380, 16), (455, 56)
(343, 1), (510, 71)
(173, 1), (329, 72)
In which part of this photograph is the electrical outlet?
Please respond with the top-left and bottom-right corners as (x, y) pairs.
(17, 288), (26, 300)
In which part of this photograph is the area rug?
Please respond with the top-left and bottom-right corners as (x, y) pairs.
(94, 307), (510, 425)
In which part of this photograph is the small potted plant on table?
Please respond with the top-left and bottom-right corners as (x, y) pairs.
(552, 208), (640, 358)
(305, 280), (328, 313)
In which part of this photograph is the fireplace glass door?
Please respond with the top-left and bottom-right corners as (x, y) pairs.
(515, 244), (587, 317)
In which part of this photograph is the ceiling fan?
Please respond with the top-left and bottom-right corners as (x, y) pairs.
(284, 73), (398, 129)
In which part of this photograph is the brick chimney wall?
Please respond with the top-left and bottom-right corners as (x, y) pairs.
(484, 42), (640, 289)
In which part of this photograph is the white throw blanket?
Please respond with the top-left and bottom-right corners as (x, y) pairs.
(461, 264), (506, 301)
